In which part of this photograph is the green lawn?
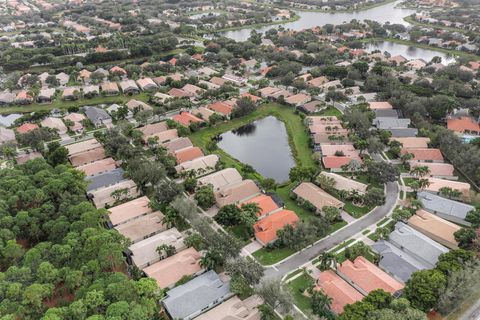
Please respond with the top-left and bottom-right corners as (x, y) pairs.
(362, 229), (371, 235)
(403, 177), (418, 187)
(287, 273), (315, 314)
(343, 202), (373, 218)
(226, 225), (252, 245)
(331, 239), (355, 253)
(276, 183), (317, 222)
(252, 247), (296, 266)
(285, 268), (305, 281)
(376, 217), (390, 227)
(316, 106), (342, 117)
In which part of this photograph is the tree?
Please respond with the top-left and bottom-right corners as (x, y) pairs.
(454, 227), (476, 249)
(156, 244), (176, 258)
(435, 249), (477, 275)
(438, 187), (462, 200)
(316, 174), (336, 192)
(45, 75), (60, 87)
(318, 251), (337, 270)
(311, 290), (334, 319)
(258, 304), (276, 320)
(183, 177), (197, 193)
(225, 257), (264, 285)
(261, 178), (277, 191)
(392, 207), (414, 221)
(289, 166), (316, 182)
(194, 185), (215, 209)
(232, 97), (256, 117)
(367, 161), (399, 184)
(322, 206), (341, 223)
(215, 204), (242, 226)
(344, 242), (372, 262)
(230, 275), (253, 298)
(466, 208), (480, 227)
(45, 142), (69, 167)
(153, 179), (183, 204)
(404, 269), (447, 312)
(126, 158), (166, 191)
(364, 187), (385, 206)
(367, 136), (385, 154)
(256, 279), (293, 314)
(375, 226), (391, 240)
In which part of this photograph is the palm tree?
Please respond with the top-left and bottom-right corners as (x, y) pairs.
(318, 251), (337, 271)
(200, 251), (218, 270)
(417, 178), (430, 191)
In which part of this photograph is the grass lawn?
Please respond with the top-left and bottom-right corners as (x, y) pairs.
(252, 247), (296, 266)
(277, 182), (317, 222)
(331, 239), (355, 253)
(226, 225), (252, 246)
(316, 106), (342, 117)
(343, 201), (373, 218)
(285, 268), (305, 281)
(376, 217), (390, 226)
(287, 273), (315, 314)
(362, 229), (371, 235)
(385, 150), (398, 160)
(403, 177), (418, 187)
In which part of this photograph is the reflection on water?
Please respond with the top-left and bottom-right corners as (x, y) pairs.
(0, 114), (22, 127)
(220, 1), (415, 41)
(365, 41), (456, 64)
(218, 116), (296, 182)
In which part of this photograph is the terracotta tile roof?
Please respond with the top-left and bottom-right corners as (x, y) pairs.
(285, 93), (311, 106)
(426, 178), (471, 197)
(293, 182), (343, 210)
(322, 156), (361, 169)
(197, 168), (243, 191)
(110, 66), (127, 75)
(210, 76), (228, 86)
(215, 180), (261, 207)
(447, 116), (480, 134)
(320, 144), (359, 157)
(391, 137), (430, 149)
(240, 194), (279, 218)
(241, 92), (261, 103)
(168, 88), (192, 98)
(409, 162), (454, 177)
(77, 157), (116, 176)
(139, 121), (168, 137)
(143, 247), (202, 288)
(257, 86), (281, 98)
(369, 101), (393, 110)
(69, 147), (106, 167)
(16, 123), (38, 134)
(208, 101), (234, 116)
(315, 270), (364, 314)
(173, 112), (203, 127)
(163, 137), (193, 153)
(182, 84), (204, 96)
(338, 256), (404, 294)
(254, 209), (299, 245)
(66, 139), (102, 155)
(401, 148), (444, 162)
(108, 196), (153, 226)
(175, 147), (204, 164)
(408, 210), (460, 249)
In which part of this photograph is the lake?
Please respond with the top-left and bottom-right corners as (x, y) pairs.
(0, 113), (22, 127)
(217, 116), (296, 182)
(365, 41), (456, 64)
(220, 1), (415, 42)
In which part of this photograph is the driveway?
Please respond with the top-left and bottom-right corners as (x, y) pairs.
(264, 181), (399, 279)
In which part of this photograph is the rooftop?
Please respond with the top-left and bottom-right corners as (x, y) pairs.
(86, 168), (125, 192)
(90, 180), (139, 209)
(175, 155), (219, 175)
(215, 180), (261, 207)
(254, 209), (299, 245)
(69, 147), (106, 167)
(417, 191), (473, 223)
(197, 168), (243, 191)
(240, 194), (280, 218)
(66, 138), (102, 156)
(408, 210), (461, 250)
(409, 162), (454, 177)
(293, 182), (344, 210)
(115, 211), (166, 244)
(108, 196), (153, 226)
(318, 172), (368, 194)
(77, 158), (116, 176)
(175, 146), (204, 164)
(401, 148), (444, 162)
(195, 295), (262, 320)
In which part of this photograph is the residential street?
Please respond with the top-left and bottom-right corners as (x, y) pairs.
(264, 181), (399, 279)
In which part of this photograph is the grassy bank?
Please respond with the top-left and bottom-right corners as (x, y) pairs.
(272, 0), (395, 13)
(403, 15), (476, 35)
(362, 37), (480, 61)
(287, 273), (315, 314)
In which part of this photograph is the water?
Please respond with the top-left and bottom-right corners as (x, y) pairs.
(365, 41), (456, 64)
(221, 1), (415, 41)
(189, 12), (220, 20)
(0, 113), (22, 127)
(217, 116), (296, 182)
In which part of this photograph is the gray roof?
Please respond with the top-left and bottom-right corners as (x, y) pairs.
(84, 106), (111, 125)
(373, 117), (411, 129)
(417, 191), (474, 222)
(86, 168), (125, 191)
(389, 222), (449, 267)
(372, 240), (430, 283)
(163, 270), (232, 320)
(388, 128), (418, 137)
(375, 109), (399, 118)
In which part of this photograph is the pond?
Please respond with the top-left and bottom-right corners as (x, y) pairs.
(0, 113), (22, 127)
(220, 1), (415, 41)
(365, 41), (456, 64)
(217, 116), (296, 182)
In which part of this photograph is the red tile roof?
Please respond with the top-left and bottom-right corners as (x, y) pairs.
(240, 194), (279, 218)
(401, 148), (444, 162)
(447, 117), (480, 134)
(254, 209), (298, 245)
(322, 156), (361, 169)
(208, 101), (234, 116)
(172, 112), (204, 126)
(16, 123), (39, 134)
(175, 147), (204, 164)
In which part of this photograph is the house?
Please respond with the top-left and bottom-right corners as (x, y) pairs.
(77, 158), (116, 176)
(372, 240), (431, 283)
(373, 117), (411, 130)
(16, 123), (39, 134)
(405, 59), (427, 70)
(196, 67), (217, 77)
(285, 93), (311, 106)
(101, 82), (120, 95)
(401, 148), (444, 162)
(320, 144), (360, 158)
(195, 295), (262, 320)
(424, 178), (471, 199)
(0, 128), (16, 145)
(143, 247), (202, 288)
(209, 76), (228, 87)
(375, 109), (398, 118)
(153, 92), (173, 104)
(175, 155), (219, 176)
(83, 85), (100, 97)
(241, 92), (261, 104)
(369, 101), (393, 110)
(66, 139), (102, 156)
(86, 168), (125, 192)
(240, 194), (280, 218)
(182, 84), (204, 98)
(128, 228), (184, 269)
(389, 222), (449, 268)
(208, 101), (234, 117)
(389, 55), (407, 65)
(168, 88), (192, 98)
(254, 209), (299, 245)
(163, 137), (193, 154)
(408, 210), (461, 249)
(90, 179), (139, 209)
(40, 117), (67, 135)
(125, 99), (153, 111)
(293, 182), (344, 212)
(222, 73), (247, 86)
(153, 73), (183, 86)
(175, 147), (204, 164)
(136, 78), (158, 91)
(192, 107), (215, 121)
(409, 162), (454, 178)
(258, 86), (281, 98)
(337, 256), (404, 295)
(447, 116), (480, 135)
(62, 87), (80, 100)
(115, 211), (167, 244)
(119, 80), (140, 94)
(197, 168), (243, 191)
(110, 66), (127, 76)
(417, 191), (473, 226)
(162, 270), (232, 320)
(299, 100), (324, 113)
(56, 72), (69, 86)
(15, 151), (42, 164)
(0, 91), (16, 105)
(14, 90), (33, 105)
(78, 69), (91, 82)
(172, 112), (203, 127)
(69, 147), (106, 167)
(389, 128), (419, 137)
(107, 196), (155, 227)
(37, 88), (55, 103)
(307, 76), (329, 88)
(138, 121), (169, 138)
(215, 180), (261, 207)
(315, 270), (364, 314)
(84, 107), (112, 127)
(391, 137), (430, 149)
(318, 171), (368, 194)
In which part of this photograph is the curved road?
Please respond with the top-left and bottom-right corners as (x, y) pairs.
(264, 181), (399, 279)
